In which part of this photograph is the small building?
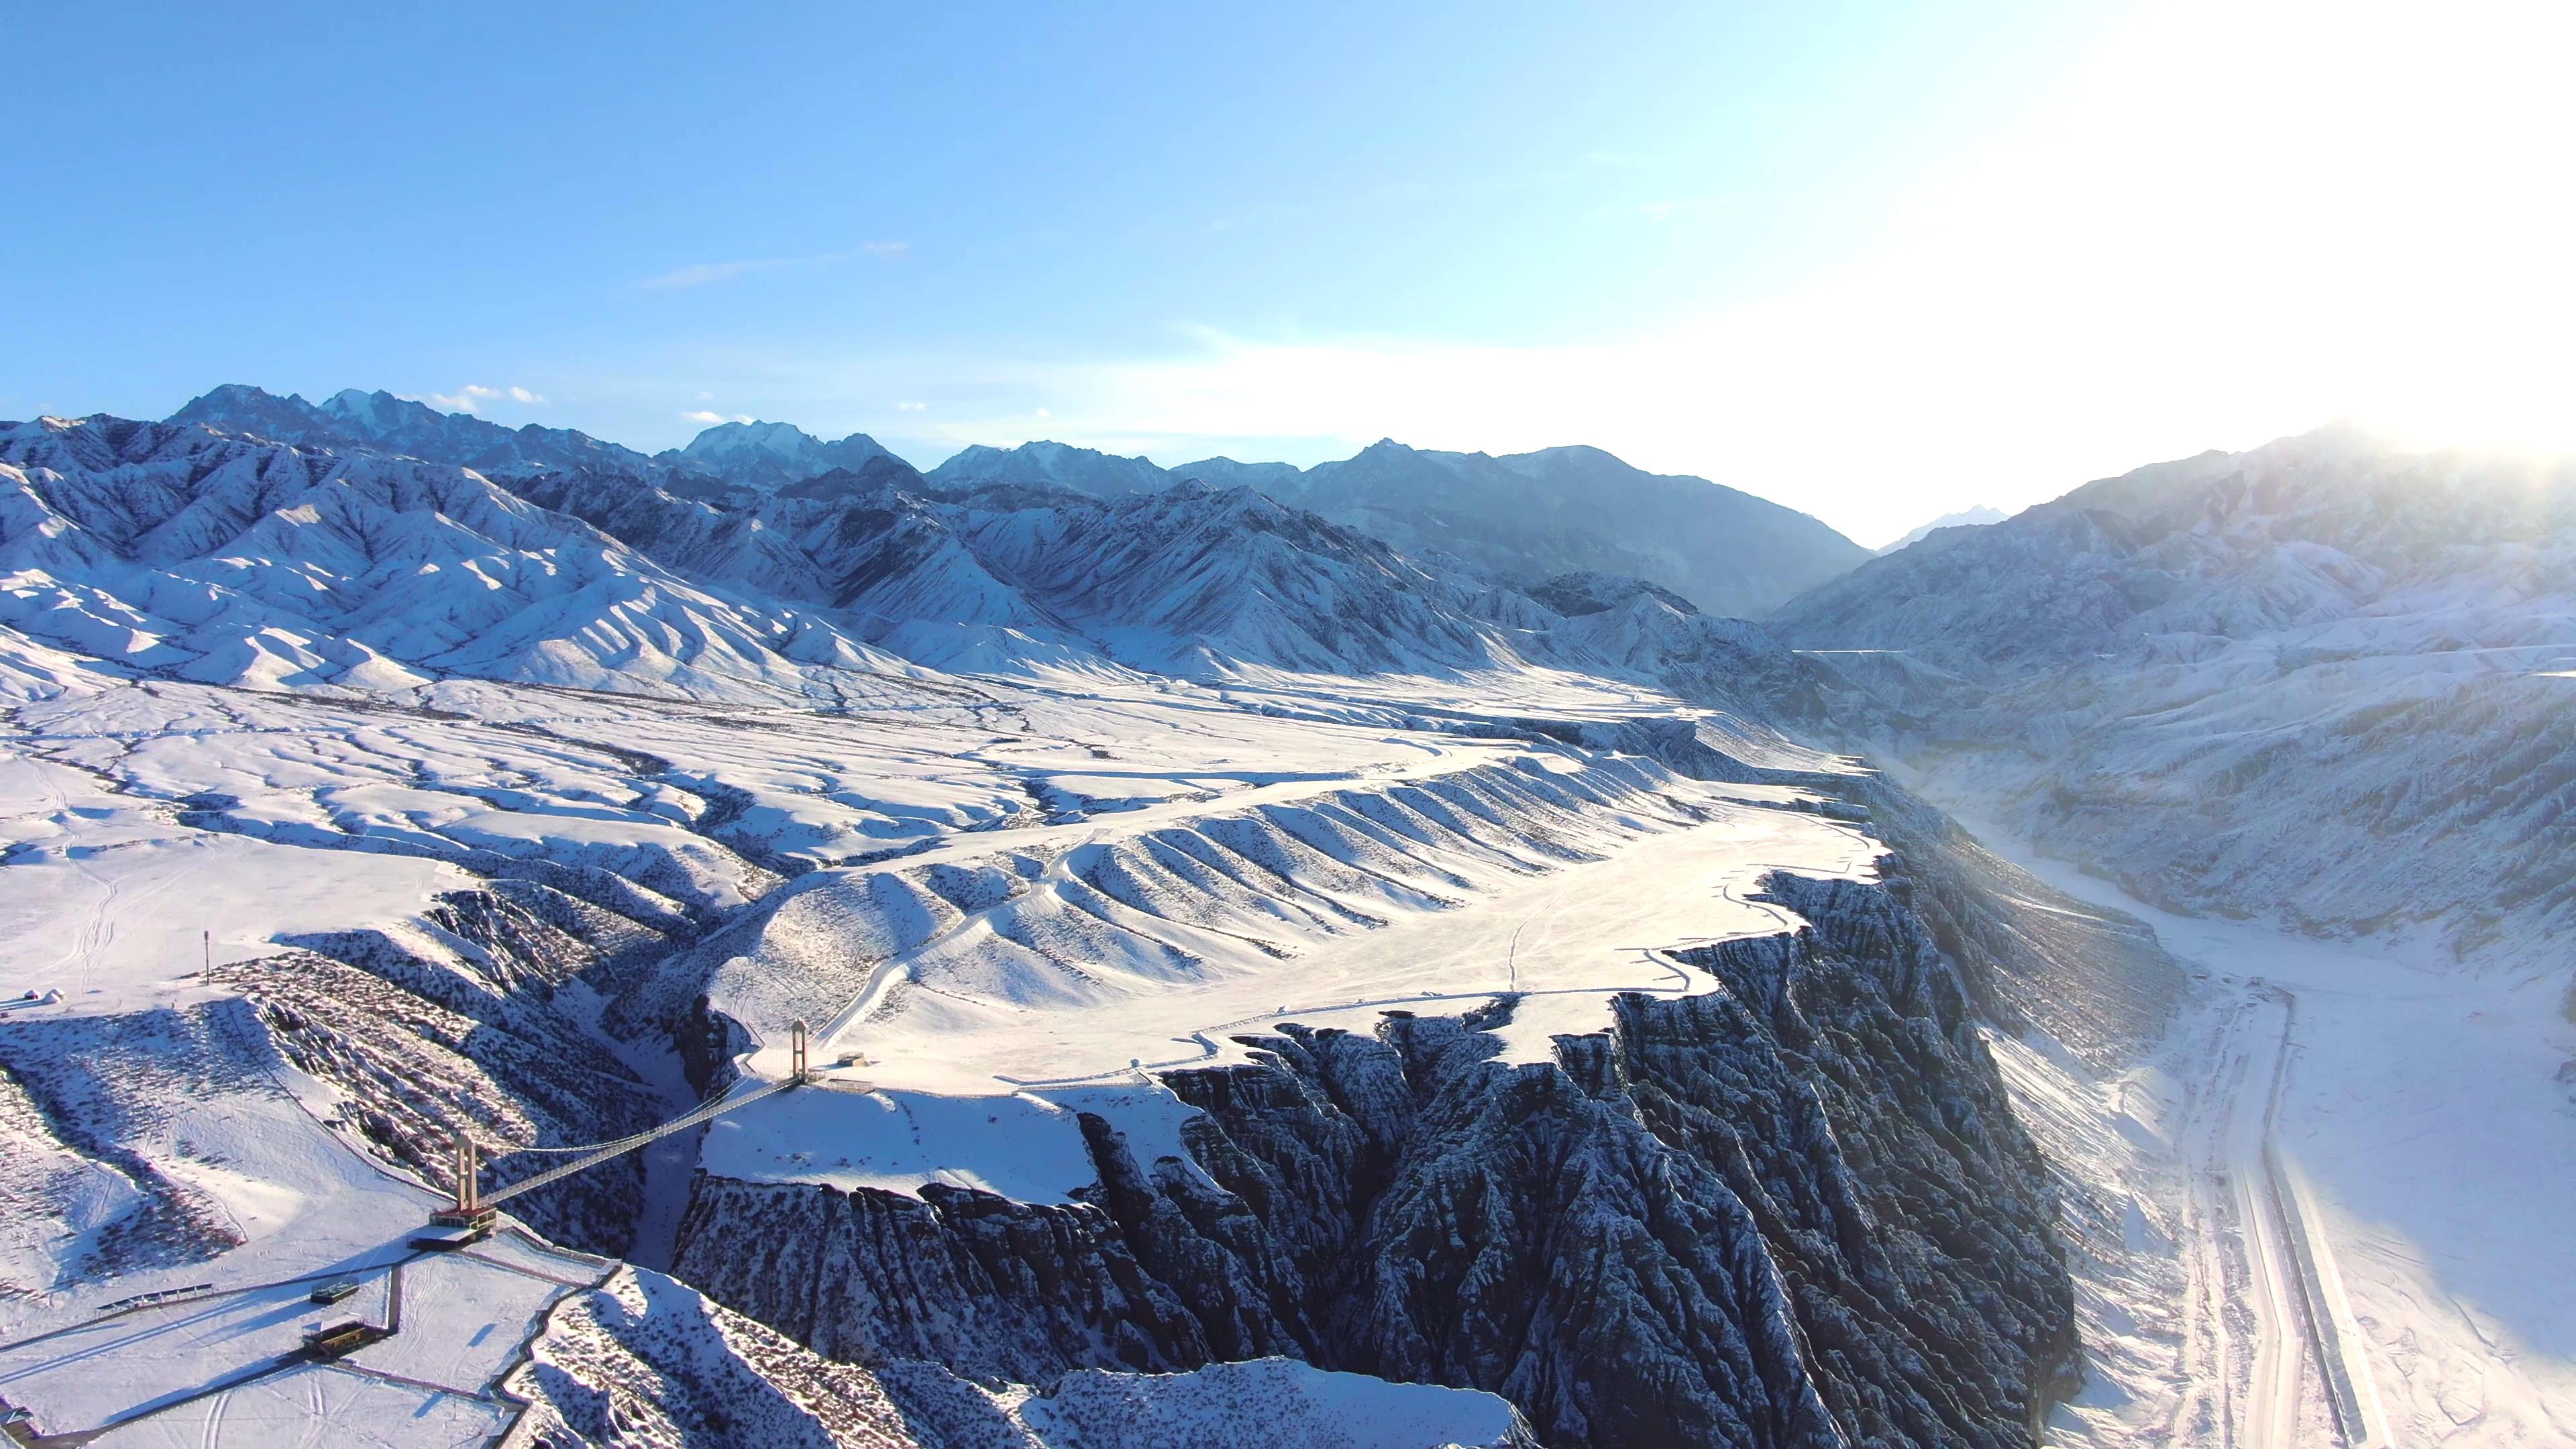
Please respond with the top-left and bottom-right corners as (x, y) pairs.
(302, 1321), (383, 1359)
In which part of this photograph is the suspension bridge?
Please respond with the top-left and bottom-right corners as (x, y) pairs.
(431, 1020), (830, 1228)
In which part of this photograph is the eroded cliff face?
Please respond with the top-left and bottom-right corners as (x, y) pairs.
(204, 880), (678, 1256)
(671, 867), (2080, 1448)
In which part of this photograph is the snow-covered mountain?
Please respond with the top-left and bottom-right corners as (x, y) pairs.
(166, 386), (1873, 621)
(1876, 503), (2005, 554)
(928, 437), (1871, 619)
(925, 439), (1171, 497)
(171, 383), (659, 477)
(661, 419), (903, 493)
(1284, 441), (1870, 619)
(0, 414), (920, 700)
(1770, 423), (2576, 964)
(17, 399), (1882, 717)
(169, 384), (910, 500)
(496, 462), (1503, 678)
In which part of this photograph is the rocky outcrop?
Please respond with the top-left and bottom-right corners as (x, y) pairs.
(1576, 714), (2186, 1065)
(513, 1265), (928, 1448)
(512, 1266), (1538, 1449)
(672, 871), (2079, 1447)
(210, 884), (677, 1255)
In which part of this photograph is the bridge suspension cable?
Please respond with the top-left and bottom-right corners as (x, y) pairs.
(449, 1020), (816, 1214)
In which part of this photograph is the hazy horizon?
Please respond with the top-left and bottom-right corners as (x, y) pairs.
(13, 1), (2570, 541)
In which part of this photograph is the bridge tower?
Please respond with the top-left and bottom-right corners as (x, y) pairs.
(454, 1134), (479, 1214)
(790, 1018), (808, 1084)
(427, 1132), (494, 1230)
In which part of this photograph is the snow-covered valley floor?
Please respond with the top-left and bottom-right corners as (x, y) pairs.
(1939, 796), (2576, 1449)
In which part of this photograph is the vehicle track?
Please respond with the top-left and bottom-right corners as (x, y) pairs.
(2173, 983), (2381, 1448)
(2172, 995), (2250, 1447)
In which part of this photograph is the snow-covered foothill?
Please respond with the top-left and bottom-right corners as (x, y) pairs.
(1775, 424), (2576, 977)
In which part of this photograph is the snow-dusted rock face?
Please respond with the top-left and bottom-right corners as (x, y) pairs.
(667, 865), (2078, 1449)
(941, 478), (1511, 676)
(507, 456), (1882, 709)
(640, 726), (2128, 1449)
(504, 462), (1517, 677)
(515, 1267), (1536, 1449)
(1771, 425), (2576, 965)
(0, 415), (922, 700)
(1505, 574), (1866, 733)
(513, 1265), (930, 1448)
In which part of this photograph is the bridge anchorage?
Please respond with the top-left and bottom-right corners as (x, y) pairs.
(424, 1018), (821, 1230)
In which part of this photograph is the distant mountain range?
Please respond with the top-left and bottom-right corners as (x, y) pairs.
(1770, 422), (2576, 965)
(1, 399), (1860, 733)
(158, 386), (1867, 620)
(168, 384), (659, 478)
(1874, 504), (2005, 554)
(931, 436), (1870, 620)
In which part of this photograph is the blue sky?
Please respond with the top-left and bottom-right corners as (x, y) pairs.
(9, 1), (2570, 541)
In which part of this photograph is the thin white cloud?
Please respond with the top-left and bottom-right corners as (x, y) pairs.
(1598, 197), (1723, 222)
(426, 383), (545, 413)
(896, 400), (927, 411)
(640, 242), (908, 290)
(683, 410), (755, 425)
(641, 259), (788, 290)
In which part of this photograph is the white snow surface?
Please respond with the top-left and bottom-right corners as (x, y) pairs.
(0, 585), (1843, 1443)
(1943, 797), (2576, 1449)
(698, 753), (1875, 1201)
(509, 1267), (1529, 1449)
(1010, 1356), (1528, 1448)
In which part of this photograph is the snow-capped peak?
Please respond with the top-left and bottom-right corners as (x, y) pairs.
(679, 419), (821, 462)
(667, 420), (897, 490)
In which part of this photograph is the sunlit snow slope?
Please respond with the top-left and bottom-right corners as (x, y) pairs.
(1774, 423), (2576, 971)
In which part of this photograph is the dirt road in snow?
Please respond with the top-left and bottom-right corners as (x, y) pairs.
(2171, 985), (2377, 1448)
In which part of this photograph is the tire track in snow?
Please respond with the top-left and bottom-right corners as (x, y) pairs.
(2176, 983), (2385, 1449)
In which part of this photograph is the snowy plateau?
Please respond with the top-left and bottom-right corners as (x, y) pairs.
(0, 391), (2563, 1449)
